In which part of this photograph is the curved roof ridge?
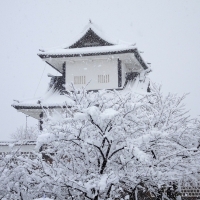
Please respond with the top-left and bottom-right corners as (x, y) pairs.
(83, 22), (134, 46)
(40, 22), (134, 52)
(76, 21), (117, 45)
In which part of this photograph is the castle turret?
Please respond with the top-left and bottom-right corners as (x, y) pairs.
(12, 22), (150, 129)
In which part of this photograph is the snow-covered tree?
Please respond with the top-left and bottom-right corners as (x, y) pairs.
(0, 142), (38, 199)
(29, 85), (200, 200)
(1, 85), (200, 200)
(10, 126), (38, 141)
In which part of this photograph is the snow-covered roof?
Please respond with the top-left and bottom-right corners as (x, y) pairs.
(0, 140), (36, 146)
(12, 89), (75, 119)
(38, 45), (148, 72)
(39, 22), (124, 52)
(38, 45), (148, 73)
(39, 44), (137, 57)
(12, 75), (151, 120)
(67, 22), (116, 48)
(12, 89), (74, 109)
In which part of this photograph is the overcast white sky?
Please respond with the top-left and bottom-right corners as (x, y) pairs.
(0, 0), (200, 140)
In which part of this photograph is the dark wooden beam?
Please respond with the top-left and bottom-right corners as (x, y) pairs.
(45, 61), (62, 73)
(62, 62), (66, 89)
(39, 112), (43, 131)
(118, 59), (122, 88)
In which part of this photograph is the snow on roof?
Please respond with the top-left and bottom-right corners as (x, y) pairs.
(39, 21), (134, 53)
(38, 22), (148, 70)
(38, 44), (137, 57)
(12, 88), (75, 109)
(38, 44), (148, 71)
(123, 76), (151, 95)
(67, 21), (116, 47)
(0, 140), (36, 146)
(12, 76), (150, 111)
(70, 21), (135, 46)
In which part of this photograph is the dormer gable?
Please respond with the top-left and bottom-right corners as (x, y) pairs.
(68, 28), (114, 49)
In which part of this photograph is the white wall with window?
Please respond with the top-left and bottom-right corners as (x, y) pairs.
(65, 58), (118, 90)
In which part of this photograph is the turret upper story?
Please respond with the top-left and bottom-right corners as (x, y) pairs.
(38, 23), (150, 92)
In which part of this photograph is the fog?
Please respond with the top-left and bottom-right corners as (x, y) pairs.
(0, 0), (199, 140)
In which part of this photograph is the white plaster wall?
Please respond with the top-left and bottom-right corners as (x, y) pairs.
(121, 62), (128, 87)
(0, 144), (35, 153)
(65, 59), (118, 90)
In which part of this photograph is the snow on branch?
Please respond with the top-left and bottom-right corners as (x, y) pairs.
(1, 85), (200, 200)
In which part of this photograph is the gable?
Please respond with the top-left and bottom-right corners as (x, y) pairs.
(68, 28), (113, 49)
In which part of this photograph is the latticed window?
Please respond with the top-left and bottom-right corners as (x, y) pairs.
(181, 184), (200, 197)
(98, 75), (109, 83)
(74, 76), (86, 84)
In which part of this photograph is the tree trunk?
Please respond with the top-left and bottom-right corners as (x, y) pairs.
(129, 189), (137, 200)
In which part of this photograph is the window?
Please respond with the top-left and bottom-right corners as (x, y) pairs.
(98, 75), (109, 83)
(74, 76), (86, 84)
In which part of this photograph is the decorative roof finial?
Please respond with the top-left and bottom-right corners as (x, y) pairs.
(89, 19), (92, 24)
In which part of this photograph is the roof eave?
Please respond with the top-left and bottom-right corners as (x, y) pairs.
(12, 105), (67, 110)
(38, 48), (148, 70)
